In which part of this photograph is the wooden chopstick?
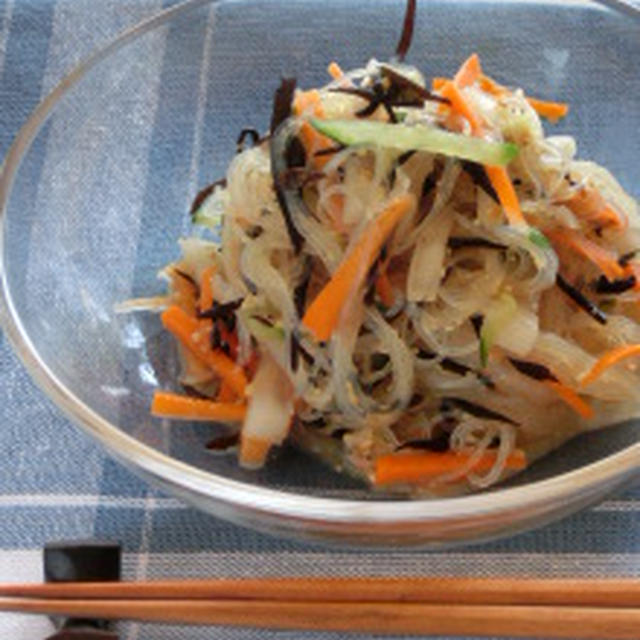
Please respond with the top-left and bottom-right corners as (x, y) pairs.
(1, 577), (639, 608)
(0, 597), (638, 638)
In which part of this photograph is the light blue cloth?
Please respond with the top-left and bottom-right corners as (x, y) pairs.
(0, 1), (638, 638)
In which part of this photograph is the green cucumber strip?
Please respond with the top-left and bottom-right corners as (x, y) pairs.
(245, 316), (285, 343)
(310, 118), (518, 166)
(479, 336), (489, 369)
(528, 227), (551, 249)
(480, 293), (518, 367)
(193, 208), (222, 230)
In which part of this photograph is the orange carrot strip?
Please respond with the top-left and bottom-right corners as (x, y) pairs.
(293, 89), (332, 168)
(375, 268), (395, 308)
(216, 381), (237, 403)
(454, 53), (482, 89)
(485, 166), (526, 226)
(543, 381), (594, 419)
(303, 194), (415, 342)
(525, 97), (569, 123)
(239, 436), (272, 469)
(293, 89), (323, 115)
(199, 265), (216, 312)
(561, 187), (626, 230)
(600, 205), (627, 230)
(324, 192), (347, 233)
(294, 90), (325, 124)
(375, 449), (527, 486)
(299, 123), (324, 160)
(437, 71), (525, 228)
(327, 61), (344, 80)
(479, 74), (569, 122)
(161, 306), (247, 397)
(580, 344), (640, 387)
(478, 74), (506, 96)
(438, 80), (485, 135)
(431, 77), (448, 91)
(548, 229), (625, 281)
(151, 391), (246, 422)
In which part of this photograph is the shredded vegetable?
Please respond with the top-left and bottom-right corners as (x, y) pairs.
(543, 381), (594, 419)
(477, 74), (569, 123)
(303, 194), (415, 341)
(561, 186), (626, 230)
(309, 118), (518, 166)
(484, 166), (526, 227)
(198, 265), (216, 312)
(240, 351), (294, 468)
(133, 0), (640, 496)
(375, 449), (527, 486)
(328, 61), (344, 80)
(454, 53), (482, 89)
(161, 306), (247, 397)
(520, 97), (569, 123)
(580, 345), (640, 387)
(549, 229), (626, 281)
(151, 391), (246, 422)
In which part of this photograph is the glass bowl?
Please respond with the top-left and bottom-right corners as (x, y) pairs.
(1, 0), (639, 547)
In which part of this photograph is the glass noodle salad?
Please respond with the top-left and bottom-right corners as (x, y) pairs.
(130, 1), (640, 495)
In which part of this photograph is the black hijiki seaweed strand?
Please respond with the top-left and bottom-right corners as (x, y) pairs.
(389, 150), (417, 188)
(440, 357), (495, 389)
(461, 161), (499, 202)
(190, 178), (227, 217)
(330, 72), (447, 126)
(173, 269), (200, 296)
(285, 136), (307, 169)
(314, 144), (346, 157)
(470, 313), (484, 338)
(211, 323), (222, 351)
(397, 149), (417, 166)
(439, 358), (472, 377)
(556, 273), (607, 325)
(594, 274), (636, 294)
(198, 299), (243, 320)
(395, 0), (416, 61)
(379, 65), (450, 105)
(356, 82), (399, 123)
(270, 77), (297, 135)
(290, 332), (300, 372)
(236, 128), (262, 153)
(421, 169), (438, 198)
(448, 237), (507, 251)
(440, 396), (519, 426)
(397, 432), (451, 453)
(293, 257), (313, 318)
(417, 348), (495, 389)
(618, 250), (638, 267)
(270, 78), (306, 253)
(206, 432), (240, 451)
(508, 358), (558, 382)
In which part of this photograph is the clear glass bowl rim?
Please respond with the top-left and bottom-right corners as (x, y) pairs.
(0, 0), (638, 540)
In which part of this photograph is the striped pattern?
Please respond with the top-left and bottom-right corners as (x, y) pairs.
(0, 1), (639, 638)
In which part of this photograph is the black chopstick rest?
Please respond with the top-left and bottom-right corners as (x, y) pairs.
(44, 541), (121, 583)
(44, 540), (121, 640)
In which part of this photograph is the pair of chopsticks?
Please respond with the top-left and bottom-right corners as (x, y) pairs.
(1, 577), (638, 638)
